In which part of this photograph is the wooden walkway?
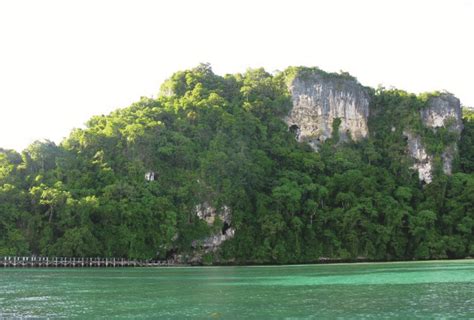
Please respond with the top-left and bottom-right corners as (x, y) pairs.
(0, 256), (176, 268)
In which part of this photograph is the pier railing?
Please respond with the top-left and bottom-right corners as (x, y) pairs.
(0, 256), (176, 268)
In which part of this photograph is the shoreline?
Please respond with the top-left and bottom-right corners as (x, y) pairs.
(1, 256), (472, 268)
(210, 257), (474, 267)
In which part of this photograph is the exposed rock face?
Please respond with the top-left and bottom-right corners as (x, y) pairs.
(195, 202), (231, 226)
(285, 72), (370, 149)
(405, 93), (463, 183)
(421, 94), (463, 133)
(201, 228), (235, 251)
(442, 145), (456, 175)
(144, 171), (155, 181)
(194, 202), (234, 252)
(404, 130), (433, 183)
(285, 73), (463, 184)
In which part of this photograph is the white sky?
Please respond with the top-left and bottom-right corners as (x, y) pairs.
(0, 0), (473, 151)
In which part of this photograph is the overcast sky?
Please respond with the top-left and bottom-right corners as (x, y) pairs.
(1, 0), (473, 151)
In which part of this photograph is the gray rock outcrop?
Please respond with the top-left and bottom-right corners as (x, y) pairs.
(195, 202), (232, 226)
(405, 93), (463, 183)
(403, 130), (434, 183)
(194, 202), (234, 252)
(421, 93), (463, 133)
(285, 71), (370, 149)
(285, 71), (463, 184)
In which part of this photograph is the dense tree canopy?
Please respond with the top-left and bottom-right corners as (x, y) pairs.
(0, 65), (473, 263)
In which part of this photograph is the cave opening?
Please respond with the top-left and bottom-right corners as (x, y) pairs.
(222, 221), (231, 235)
(164, 247), (178, 260)
(289, 124), (300, 140)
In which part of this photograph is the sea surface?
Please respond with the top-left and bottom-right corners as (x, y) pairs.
(0, 260), (473, 319)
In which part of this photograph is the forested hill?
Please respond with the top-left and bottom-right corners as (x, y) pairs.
(1, 64), (473, 264)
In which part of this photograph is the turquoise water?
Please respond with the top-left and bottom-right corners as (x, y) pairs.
(0, 260), (473, 319)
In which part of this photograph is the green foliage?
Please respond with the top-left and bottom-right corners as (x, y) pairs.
(282, 66), (358, 85)
(462, 107), (474, 121)
(459, 108), (474, 173)
(0, 65), (472, 263)
(331, 118), (342, 143)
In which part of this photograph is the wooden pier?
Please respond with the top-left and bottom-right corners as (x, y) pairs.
(0, 256), (177, 268)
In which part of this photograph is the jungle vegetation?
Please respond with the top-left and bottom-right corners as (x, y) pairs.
(0, 64), (473, 263)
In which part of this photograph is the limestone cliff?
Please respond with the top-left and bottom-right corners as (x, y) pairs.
(193, 203), (234, 255)
(284, 70), (370, 149)
(421, 93), (463, 133)
(284, 68), (463, 184)
(405, 93), (463, 183)
(403, 130), (434, 183)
